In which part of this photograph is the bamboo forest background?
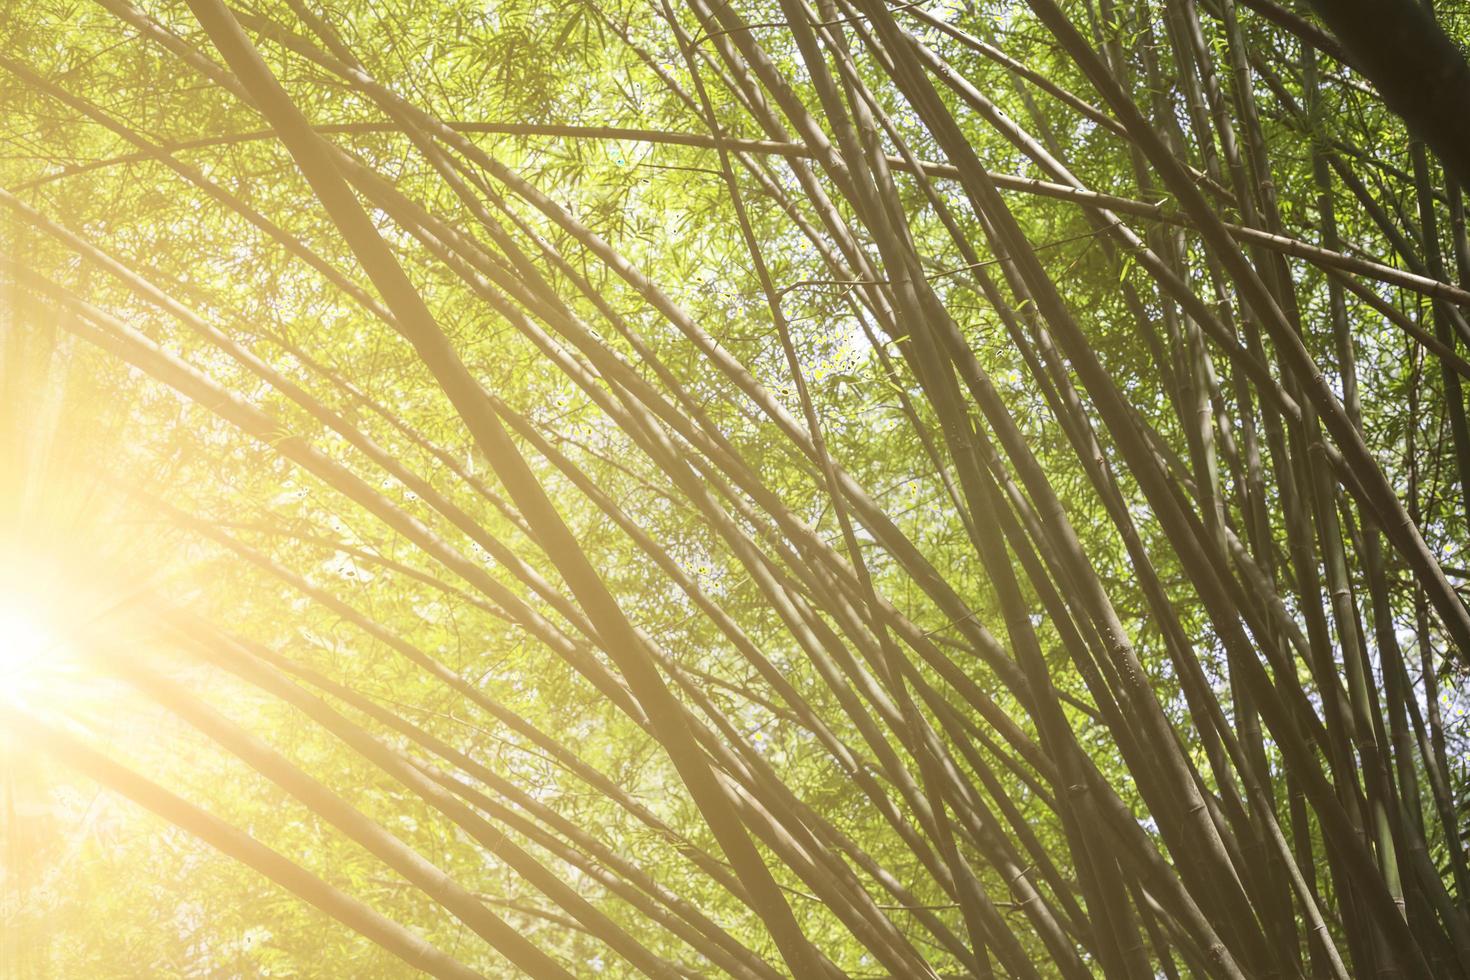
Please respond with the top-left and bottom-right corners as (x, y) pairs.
(2, 0), (1470, 975)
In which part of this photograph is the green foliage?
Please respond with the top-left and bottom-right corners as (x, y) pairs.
(1, 0), (1469, 976)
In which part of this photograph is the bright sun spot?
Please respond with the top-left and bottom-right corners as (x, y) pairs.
(0, 596), (68, 702)
(0, 601), (54, 667)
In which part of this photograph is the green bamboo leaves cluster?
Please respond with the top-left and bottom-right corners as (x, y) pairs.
(1, 0), (1469, 976)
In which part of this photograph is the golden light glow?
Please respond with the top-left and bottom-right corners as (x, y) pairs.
(0, 596), (58, 678)
(0, 583), (77, 710)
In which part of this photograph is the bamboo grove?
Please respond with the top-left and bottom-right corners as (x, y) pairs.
(2, 0), (1469, 975)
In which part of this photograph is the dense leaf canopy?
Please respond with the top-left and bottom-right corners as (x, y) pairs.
(2, 0), (1470, 976)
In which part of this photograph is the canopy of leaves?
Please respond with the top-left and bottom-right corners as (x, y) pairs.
(2, 0), (1469, 976)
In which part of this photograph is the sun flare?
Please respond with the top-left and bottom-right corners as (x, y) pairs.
(0, 598), (56, 673)
(0, 592), (72, 704)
